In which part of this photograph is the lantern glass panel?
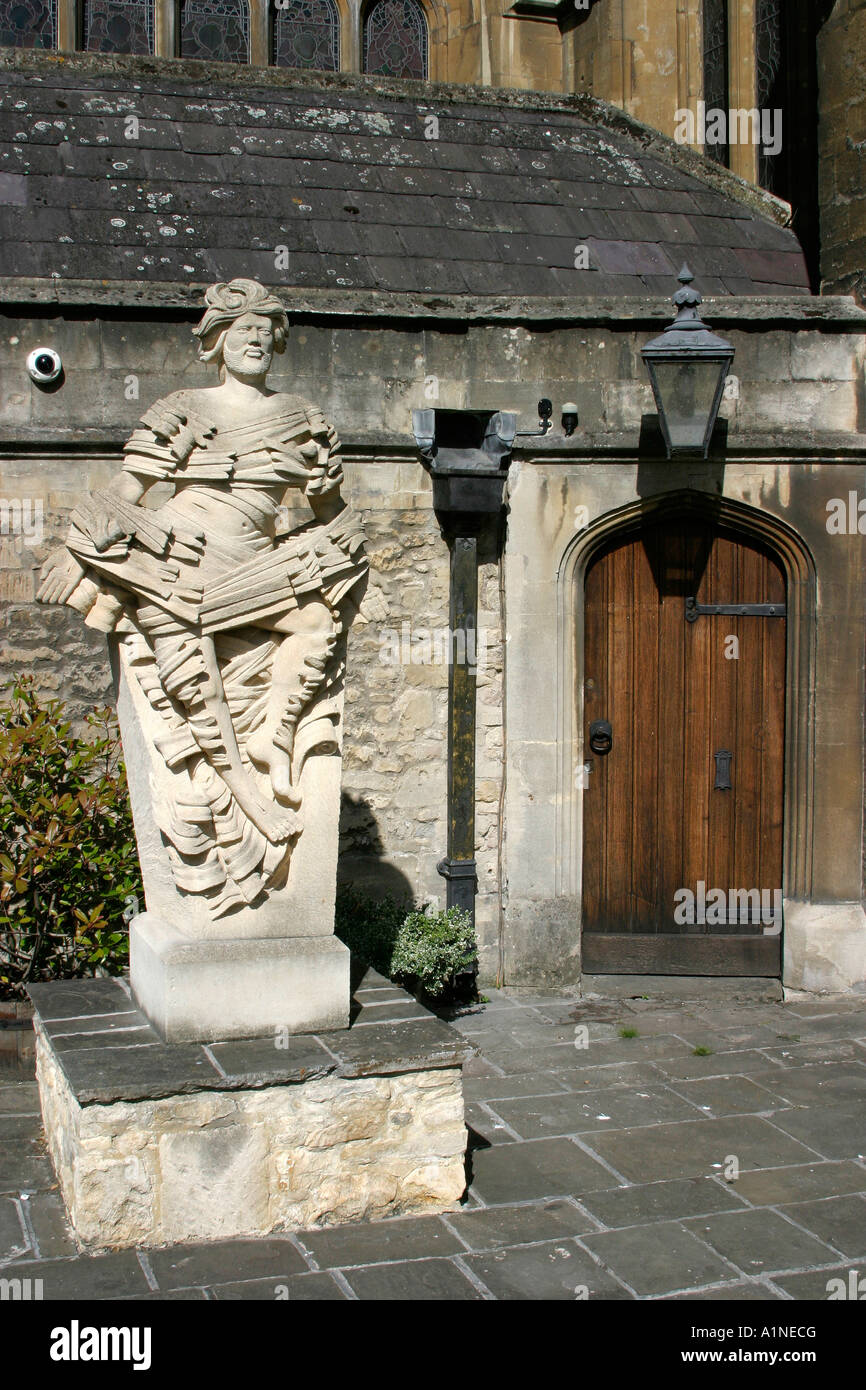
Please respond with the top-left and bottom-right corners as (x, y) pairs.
(650, 358), (725, 452)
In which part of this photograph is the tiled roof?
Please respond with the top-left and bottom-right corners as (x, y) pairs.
(0, 52), (810, 298)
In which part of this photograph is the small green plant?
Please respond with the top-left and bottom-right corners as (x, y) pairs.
(0, 678), (142, 998)
(335, 887), (476, 1002)
(391, 905), (476, 1000)
(693, 1045), (714, 1056)
(619, 1026), (639, 1039)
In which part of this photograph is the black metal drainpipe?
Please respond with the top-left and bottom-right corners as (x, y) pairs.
(412, 408), (517, 961)
(441, 532), (479, 920)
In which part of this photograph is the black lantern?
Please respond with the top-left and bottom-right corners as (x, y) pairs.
(641, 265), (735, 458)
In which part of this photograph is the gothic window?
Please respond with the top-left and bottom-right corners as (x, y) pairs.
(702, 0), (729, 167)
(755, 0), (782, 192)
(362, 0), (427, 80)
(83, 0), (154, 53)
(180, 0), (249, 61)
(0, 0), (56, 48)
(274, 0), (339, 71)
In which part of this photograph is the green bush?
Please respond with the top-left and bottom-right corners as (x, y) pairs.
(336, 886), (477, 1002)
(391, 905), (477, 1000)
(0, 677), (142, 999)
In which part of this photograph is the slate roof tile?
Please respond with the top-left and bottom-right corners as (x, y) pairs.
(0, 59), (811, 298)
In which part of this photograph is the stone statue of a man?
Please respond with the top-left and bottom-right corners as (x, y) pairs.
(39, 279), (367, 925)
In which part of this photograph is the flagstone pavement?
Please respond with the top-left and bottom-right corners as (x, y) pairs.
(2, 983), (865, 1301)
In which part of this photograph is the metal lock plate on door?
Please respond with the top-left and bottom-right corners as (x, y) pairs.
(714, 749), (733, 790)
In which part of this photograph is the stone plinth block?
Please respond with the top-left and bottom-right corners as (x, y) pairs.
(130, 913), (350, 1042)
(28, 973), (472, 1249)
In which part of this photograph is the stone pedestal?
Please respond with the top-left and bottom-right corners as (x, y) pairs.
(28, 973), (471, 1249)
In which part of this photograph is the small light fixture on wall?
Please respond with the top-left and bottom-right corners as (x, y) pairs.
(514, 398), (579, 439)
(641, 265), (735, 458)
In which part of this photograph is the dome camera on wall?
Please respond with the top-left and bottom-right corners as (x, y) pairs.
(27, 347), (63, 386)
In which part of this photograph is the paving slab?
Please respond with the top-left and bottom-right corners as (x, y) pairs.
(469, 1136), (620, 1204)
(0, 1142), (55, 1194)
(763, 1106), (866, 1161)
(683, 1209), (838, 1274)
(552, 1061), (666, 1090)
(464, 1238), (631, 1300)
(666, 1075), (791, 1116)
(0, 1115), (44, 1141)
(488, 1086), (701, 1140)
(210, 1272), (347, 1300)
(0, 1195), (28, 1263)
(760, 1041), (866, 1067)
(0, 1251), (152, 1299)
(463, 1073), (571, 1102)
(465, 1102), (522, 1144)
(295, 1215), (462, 1268)
(770, 1265), (862, 1300)
(578, 1177), (748, 1228)
(650, 1049), (787, 1080)
(664, 1281), (784, 1300)
(747, 1063), (866, 1107)
(340, 1257), (485, 1300)
(582, 1115), (819, 1184)
(731, 1161), (866, 1206)
(777, 1196), (866, 1259)
(0, 1082), (41, 1114)
(146, 1238), (308, 1289)
(23, 1190), (78, 1259)
(580, 1222), (739, 1296)
(444, 1199), (596, 1251)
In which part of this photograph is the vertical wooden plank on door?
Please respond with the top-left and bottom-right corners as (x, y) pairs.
(657, 518), (688, 931)
(705, 532), (739, 915)
(609, 539), (634, 927)
(682, 522), (713, 923)
(632, 527), (660, 930)
(731, 540), (763, 914)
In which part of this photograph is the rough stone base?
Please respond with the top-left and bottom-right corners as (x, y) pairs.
(130, 913), (350, 1042)
(29, 974), (470, 1249)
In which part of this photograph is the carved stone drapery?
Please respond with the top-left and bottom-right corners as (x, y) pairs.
(39, 279), (367, 1036)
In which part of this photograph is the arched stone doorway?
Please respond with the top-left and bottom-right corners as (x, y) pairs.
(555, 491), (817, 981)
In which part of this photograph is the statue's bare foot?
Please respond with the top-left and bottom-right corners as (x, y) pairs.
(244, 793), (299, 845)
(223, 768), (299, 844)
(247, 726), (302, 808)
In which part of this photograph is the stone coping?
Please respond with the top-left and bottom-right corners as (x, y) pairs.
(27, 969), (473, 1106)
(4, 279), (864, 324)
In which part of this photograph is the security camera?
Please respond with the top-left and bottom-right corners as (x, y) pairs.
(27, 347), (63, 385)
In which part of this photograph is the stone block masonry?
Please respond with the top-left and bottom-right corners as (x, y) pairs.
(29, 974), (470, 1249)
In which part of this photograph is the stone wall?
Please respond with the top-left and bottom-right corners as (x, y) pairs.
(818, 0), (866, 302)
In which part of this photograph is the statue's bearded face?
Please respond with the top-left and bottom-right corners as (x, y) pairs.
(222, 312), (276, 379)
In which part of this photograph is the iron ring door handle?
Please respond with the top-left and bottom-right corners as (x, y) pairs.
(589, 719), (613, 756)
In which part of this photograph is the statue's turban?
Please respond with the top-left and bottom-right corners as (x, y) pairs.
(193, 279), (289, 353)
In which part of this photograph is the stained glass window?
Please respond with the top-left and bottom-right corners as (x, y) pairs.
(180, 0), (249, 61)
(363, 0), (427, 80)
(702, 0), (728, 167)
(83, 0), (153, 53)
(755, 0), (782, 192)
(0, 0), (56, 48)
(274, 0), (339, 70)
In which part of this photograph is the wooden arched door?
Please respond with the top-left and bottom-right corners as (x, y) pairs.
(581, 515), (786, 976)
